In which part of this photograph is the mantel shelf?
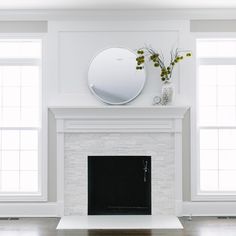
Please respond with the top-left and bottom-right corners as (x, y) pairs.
(49, 106), (189, 120)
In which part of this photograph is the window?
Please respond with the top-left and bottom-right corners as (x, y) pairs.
(197, 39), (236, 199)
(0, 39), (45, 200)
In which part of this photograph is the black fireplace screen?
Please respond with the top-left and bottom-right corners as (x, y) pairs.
(88, 156), (151, 215)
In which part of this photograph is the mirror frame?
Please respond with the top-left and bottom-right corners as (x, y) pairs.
(88, 47), (146, 105)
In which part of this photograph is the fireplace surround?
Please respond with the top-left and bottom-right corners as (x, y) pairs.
(51, 106), (188, 216)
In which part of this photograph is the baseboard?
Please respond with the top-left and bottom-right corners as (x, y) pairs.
(0, 202), (58, 217)
(183, 201), (236, 216)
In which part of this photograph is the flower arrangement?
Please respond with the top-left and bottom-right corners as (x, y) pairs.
(136, 47), (192, 82)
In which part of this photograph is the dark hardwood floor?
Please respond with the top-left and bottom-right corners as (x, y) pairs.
(0, 217), (236, 235)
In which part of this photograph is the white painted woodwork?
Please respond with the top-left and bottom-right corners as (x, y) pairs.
(51, 106), (188, 216)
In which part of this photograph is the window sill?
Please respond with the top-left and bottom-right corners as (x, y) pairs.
(0, 193), (47, 202)
(192, 192), (236, 201)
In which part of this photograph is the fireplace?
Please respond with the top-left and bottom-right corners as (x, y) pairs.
(88, 156), (151, 215)
(51, 107), (188, 216)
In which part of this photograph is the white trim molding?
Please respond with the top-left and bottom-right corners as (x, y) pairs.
(50, 106), (187, 119)
(0, 202), (58, 217)
(50, 106), (189, 216)
(183, 201), (236, 216)
(50, 106), (188, 133)
(2, 10), (236, 21)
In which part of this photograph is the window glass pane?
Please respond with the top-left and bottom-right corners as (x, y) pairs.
(1, 151), (19, 171)
(200, 129), (218, 149)
(21, 108), (39, 127)
(20, 130), (38, 150)
(200, 150), (218, 170)
(219, 150), (236, 170)
(3, 87), (20, 107)
(2, 108), (21, 126)
(219, 171), (236, 191)
(1, 171), (19, 192)
(21, 66), (39, 87)
(2, 130), (20, 150)
(0, 40), (41, 58)
(199, 65), (236, 126)
(200, 170), (218, 191)
(198, 40), (236, 58)
(217, 86), (236, 106)
(199, 86), (217, 106)
(199, 107), (217, 126)
(2, 66), (21, 87)
(197, 41), (218, 58)
(20, 151), (38, 171)
(20, 41), (41, 58)
(217, 41), (236, 58)
(217, 65), (236, 86)
(199, 65), (217, 86)
(217, 107), (236, 126)
(21, 87), (39, 107)
(0, 65), (40, 127)
(0, 42), (21, 58)
(20, 171), (38, 192)
(219, 129), (236, 149)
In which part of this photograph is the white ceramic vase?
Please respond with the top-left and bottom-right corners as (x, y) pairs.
(161, 80), (174, 105)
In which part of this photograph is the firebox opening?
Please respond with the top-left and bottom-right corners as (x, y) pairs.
(88, 155), (151, 215)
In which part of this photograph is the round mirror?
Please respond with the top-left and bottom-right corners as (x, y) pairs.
(88, 47), (146, 105)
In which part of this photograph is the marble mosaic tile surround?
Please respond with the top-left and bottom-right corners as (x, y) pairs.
(64, 133), (175, 216)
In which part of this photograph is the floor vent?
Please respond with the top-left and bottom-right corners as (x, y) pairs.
(0, 217), (19, 220)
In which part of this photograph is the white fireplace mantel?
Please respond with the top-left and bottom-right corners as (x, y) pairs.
(50, 106), (188, 133)
(50, 106), (189, 216)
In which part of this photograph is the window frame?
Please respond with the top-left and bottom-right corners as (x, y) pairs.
(192, 35), (236, 201)
(0, 34), (47, 202)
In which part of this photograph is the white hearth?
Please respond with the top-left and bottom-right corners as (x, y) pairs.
(57, 215), (183, 229)
(51, 106), (188, 216)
